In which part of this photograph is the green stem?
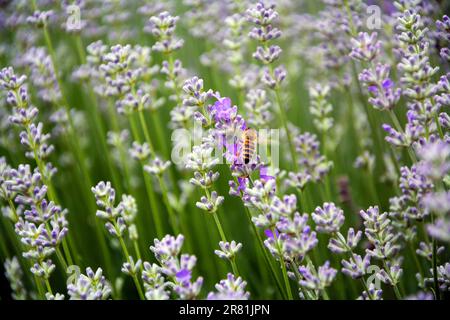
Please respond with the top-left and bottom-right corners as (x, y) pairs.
(43, 278), (53, 296)
(128, 115), (164, 237)
(157, 174), (180, 234)
(115, 221), (145, 300)
(408, 241), (424, 279)
(382, 260), (402, 300)
(272, 227), (294, 300)
(212, 211), (227, 242)
(244, 207), (287, 299)
(273, 80), (299, 172)
(138, 110), (180, 235)
(33, 1), (114, 277)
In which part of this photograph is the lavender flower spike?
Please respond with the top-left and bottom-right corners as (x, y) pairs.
(312, 202), (345, 234)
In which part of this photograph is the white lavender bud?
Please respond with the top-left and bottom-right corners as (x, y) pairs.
(376, 263), (403, 286)
(360, 206), (401, 260)
(148, 12), (184, 53)
(144, 157), (171, 176)
(91, 181), (116, 219)
(150, 234), (184, 262)
(26, 11), (53, 28)
(196, 191), (224, 213)
(189, 170), (220, 189)
(358, 283), (383, 300)
(312, 202), (345, 234)
(214, 241), (243, 261)
(4, 257), (27, 300)
(128, 224), (139, 241)
(341, 253), (371, 279)
(67, 267), (111, 300)
(349, 32), (381, 62)
(207, 273), (250, 300)
(117, 194), (137, 224)
(129, 142), (151, 161)
(298, 261), (337, 291)
(46, 292), (65, 300)
(185, 144), (220, 171)
(121, 256), (142, 276)
(287, 171), (311, 191)
(30, 259), (55, 279)
(309, 84), (334, 133)
(328, 228), (362, 254)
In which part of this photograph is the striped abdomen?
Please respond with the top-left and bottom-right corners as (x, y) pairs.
(243, 128), (257, 164)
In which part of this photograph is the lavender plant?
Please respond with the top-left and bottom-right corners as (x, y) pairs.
(0, 0), (448, 301)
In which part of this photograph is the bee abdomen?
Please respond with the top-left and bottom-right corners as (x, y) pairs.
(243, 129), (257, 164)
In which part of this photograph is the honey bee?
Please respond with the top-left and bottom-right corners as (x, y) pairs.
(242, 128), (257, 164)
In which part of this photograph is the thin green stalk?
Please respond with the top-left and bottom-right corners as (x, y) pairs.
(211, 210), (240, 277)
(272, 227), (294, 300)
(430, 211), (441, 300)
(74, 35), (123, 194)
(382, 260), (402, 300)
(128, 115), (164, 237)
(157, 174), (180, 234)
(33, 1), (114, 276)
(43, 278), (53, 296)
(212, 211), (227, 242)
(138, 110), (181, 235)
(321, 288), (330, 300)
(133, 240), (143, 264)
(142, 172), (164, 237)
(0, 224), (10, 259)
(149, 108), (180, 197)
(149, 109), (170, 159)
(34, 275), (45, 300)
(114, 221), (145, 300)
(367, 170), (381, 205)
(107, 101), (133, 191)
(243, 206), (287, 299)
(408, 241), (424, 279)
(432, 238), (440, 300)
(273, 81), (299, 172)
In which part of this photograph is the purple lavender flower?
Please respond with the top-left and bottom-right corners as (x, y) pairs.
(148, 12), (184, 54)
(294, 132), (332, 182)
(150, 234), (184, 262)
(405, 291), (434, 300)
(312, 202), (345, 234)
(4, 257), (27, 300)
(436, 15), (450, 61)
(328, 228), (362, 254)
(359, 63), (401, 111)
(360, 206), (401, 260)
(298, 261), (337, 291)
(349, 32), (381, 62)
(424, 263), (450, 292)
(417, 139), (450, 181)
(279, 214), (318, 260)
(427, 219), (450, 242)
(341, 253), (371, 279)
(215, 240), (242, 261)
(390, 164), (433, 221)
(67, 267), (111, 300)
(358, 283), (383, 300)
(207, 273), (250, 300)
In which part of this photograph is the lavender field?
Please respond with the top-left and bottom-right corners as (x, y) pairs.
(0, 0), (449, 301)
